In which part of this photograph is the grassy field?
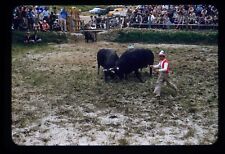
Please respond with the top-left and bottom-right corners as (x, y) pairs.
(11, 38), (218, 145)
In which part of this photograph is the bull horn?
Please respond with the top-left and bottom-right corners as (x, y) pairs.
(103, 69), (107, 72)
(109, 68), (113, 70)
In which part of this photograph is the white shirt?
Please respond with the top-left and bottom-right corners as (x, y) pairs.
(153, 59), (168, 72)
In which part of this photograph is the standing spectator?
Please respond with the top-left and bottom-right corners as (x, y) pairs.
(42, 7), (50, 23)
(20, 6), (28, 31)
(122, 17), (128, 28)
(27, 8), (35, 30)
(90, 16), (94, 25)
(13, 7), (21, 30)
(35, 6), (43, 22)
(96, 15), (102, 29)
(49, 11), (57, 30)
(59, 8), (68, 32)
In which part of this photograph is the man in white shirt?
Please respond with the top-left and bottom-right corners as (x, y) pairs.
(150, 50), (178, 97)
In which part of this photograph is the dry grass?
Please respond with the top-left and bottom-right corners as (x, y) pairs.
(11, 41), (218, 145)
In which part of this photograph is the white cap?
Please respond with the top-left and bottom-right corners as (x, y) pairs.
(159, 50), (166, 56)
(128, 44), (134, 49)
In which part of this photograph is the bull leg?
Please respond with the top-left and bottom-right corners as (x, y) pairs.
(118, 73), (124, 80)
(135, 70), (144, 82)
(124, 74), (128, 80)
(149, 67), (152, 77)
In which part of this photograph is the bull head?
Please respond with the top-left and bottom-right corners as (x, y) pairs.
(103, 68), (116, 74)
(109, 68), (115, 73)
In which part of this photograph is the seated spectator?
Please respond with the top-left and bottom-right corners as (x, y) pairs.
(205, 15), (213, 24)
(24, 31), (33, 44)
(52, 20), (61, 31)
(33, 22), (41, 31)
(96, 15), (102, 29)
(150, 12), (157, 24)
(189, 11), (197, 24)
(198, 14), (205, 24)
(24, 31), (42, 44)
(188, 6), (194, 14)
(213, 15), (218, 24)
(41, 20), (50, 32)
(142, 14), (149, 23)
(49, 11), (57, 30)
(201, 8), (208, 17)
(163, 14), (171, 29)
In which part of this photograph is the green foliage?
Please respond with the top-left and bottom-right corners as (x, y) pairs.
(114, 29), (218, 45)
(12, 30), (68, 45)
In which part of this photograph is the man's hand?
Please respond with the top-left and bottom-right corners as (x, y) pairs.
(149, 65), (153, 68)
(154, 69), (159, 74)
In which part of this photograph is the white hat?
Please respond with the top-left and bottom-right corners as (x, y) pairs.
(159, 50), (166, 56)
(128, 44), (134, 49)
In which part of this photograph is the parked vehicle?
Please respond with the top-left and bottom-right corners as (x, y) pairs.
(107, 7), (127, 17)
(89, 7), (105, 14)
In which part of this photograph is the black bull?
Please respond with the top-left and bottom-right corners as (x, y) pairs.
(97, 49), (119, 81)
(115, 48), (154, 82)
(83, 31), (96, 43)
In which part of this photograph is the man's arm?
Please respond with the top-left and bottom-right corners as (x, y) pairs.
(150, 62), (160, 69)
(159, 62), (168, 72)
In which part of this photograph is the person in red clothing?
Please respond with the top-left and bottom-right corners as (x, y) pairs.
(41, 20), (50, 32)
(150, 50), (178, 97)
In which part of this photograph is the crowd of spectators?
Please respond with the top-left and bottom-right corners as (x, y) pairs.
(86, 5), (218, 30)
(128, 5), (218, 28)
(12, 6), (67, 32)
(13, 5), (218, 33)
